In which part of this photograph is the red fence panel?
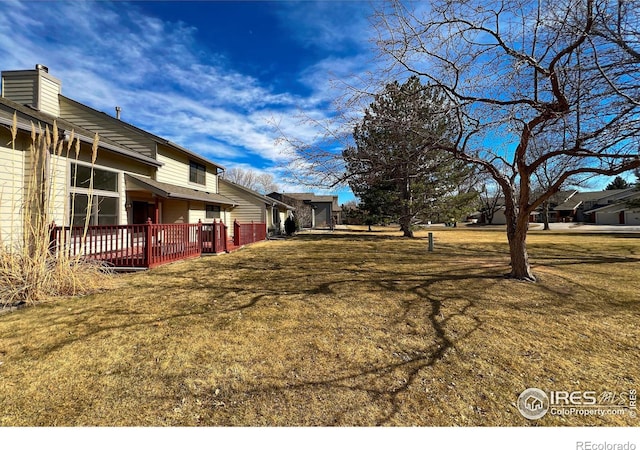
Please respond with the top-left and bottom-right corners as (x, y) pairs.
(233, 221), (267, 247)
(49, 223), (148, 267)
(146, 222), (201, 268)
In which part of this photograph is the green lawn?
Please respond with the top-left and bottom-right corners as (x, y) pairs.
(0, 227), (638, 426)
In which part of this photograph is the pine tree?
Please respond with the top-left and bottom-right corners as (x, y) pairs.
(343, 77), (476, 237)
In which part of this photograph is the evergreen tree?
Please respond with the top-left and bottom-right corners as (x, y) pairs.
(606, 176), (630, 190)
(343, 76), (476, 237)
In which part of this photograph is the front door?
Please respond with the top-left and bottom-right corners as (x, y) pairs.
(132, 201), (153, 224)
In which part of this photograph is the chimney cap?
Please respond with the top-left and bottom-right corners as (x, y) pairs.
(35, 64), (49, 73)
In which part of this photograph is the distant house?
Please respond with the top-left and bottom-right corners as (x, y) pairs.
(0, 64), (290, 264)
(476, 188), (640, 226)
(267, 192), (341, 229)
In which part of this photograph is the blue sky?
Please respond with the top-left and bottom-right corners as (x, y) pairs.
(0, 0), (378, 203)
(1, 0), (633, 203)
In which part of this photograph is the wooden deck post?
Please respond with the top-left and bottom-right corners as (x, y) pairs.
(144, 218), (152, 267)
(197, 219), (203, 255)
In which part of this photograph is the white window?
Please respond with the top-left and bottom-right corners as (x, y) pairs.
(69, 163), (120, 226)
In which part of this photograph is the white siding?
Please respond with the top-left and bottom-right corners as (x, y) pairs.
(0, 145), (25, 244)
(39, 76), (61, 117)
(1, 74), (37, 107)
(156, 146), (218, 192)
(189, 201), (206, 224)
(1, 70), (61, 116)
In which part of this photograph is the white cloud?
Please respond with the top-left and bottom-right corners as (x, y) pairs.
(0, 0), (376, 194)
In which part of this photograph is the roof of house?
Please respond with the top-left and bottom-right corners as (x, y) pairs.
(59, 95), (225, 171)
(218, 178), (295, 210)
(0, 97), (162, 168)
(582, 190), (640, 214)
(125, 174), (236, 206)
(277, 192), (342, 211)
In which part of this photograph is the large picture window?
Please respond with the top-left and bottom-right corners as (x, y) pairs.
(70, 194), (119, 226)
(70, 163), (120, 226)
(189, 161), (206, 185)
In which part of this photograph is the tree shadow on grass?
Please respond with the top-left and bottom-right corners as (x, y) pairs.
(227, 270), (490, 426)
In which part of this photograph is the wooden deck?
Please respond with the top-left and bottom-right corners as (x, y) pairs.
(49, 220), (265, 270)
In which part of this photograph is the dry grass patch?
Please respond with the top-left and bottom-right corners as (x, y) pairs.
(0, 228), (638, 426)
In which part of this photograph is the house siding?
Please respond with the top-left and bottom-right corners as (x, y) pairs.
(163, 199), (188, 224)
(39, 76), (61, 117)
(0, 140), (25, 243)
(217, 181), (266, 224)
(156, 145), (218, 193)
(1, 74), (36, 108)
(188, 201), (206, 224)
(2, 69), (61, 116)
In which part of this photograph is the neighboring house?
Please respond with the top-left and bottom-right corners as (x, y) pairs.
(581, 190), (640, 225)
(267, 192), (342, 229)
(0, 64), (290, 250)
(475, 188), (640, 226)
(218, 178), (294, 235)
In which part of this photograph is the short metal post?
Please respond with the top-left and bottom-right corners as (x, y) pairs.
(428, 232), (434, 252)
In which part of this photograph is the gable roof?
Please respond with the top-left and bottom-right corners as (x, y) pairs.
(58, 95), (225, 171)
(219, 179), (294, 210)
(0, 96), (162, 168)
(277, 192), (341, 210)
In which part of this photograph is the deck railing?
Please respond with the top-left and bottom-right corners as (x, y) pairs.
(49, 219), (264, 269)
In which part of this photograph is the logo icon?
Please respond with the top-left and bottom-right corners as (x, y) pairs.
(518, 388), (549, 419)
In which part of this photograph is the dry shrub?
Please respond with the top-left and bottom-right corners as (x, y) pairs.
(0, 114), (113, 307)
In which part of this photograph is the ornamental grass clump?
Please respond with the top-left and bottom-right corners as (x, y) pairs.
(0, 114), (112, 308)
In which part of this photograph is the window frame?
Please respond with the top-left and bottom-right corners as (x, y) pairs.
(69, 162), (120, 227)
(189, 160), (206, 185)
(205, 204), (221, 219)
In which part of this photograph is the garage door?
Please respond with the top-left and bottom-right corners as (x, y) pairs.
(596, 211), (621, 225)
(625, 210), (640, 225)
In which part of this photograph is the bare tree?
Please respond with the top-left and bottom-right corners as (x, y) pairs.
(374, 0), (640, 281)
(223, 167), (279, 194)
(478, 181), (503, 226)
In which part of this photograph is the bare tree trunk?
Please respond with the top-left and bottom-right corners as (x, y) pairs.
(542, 200), (550, 230)
(504, 200), (536, 281)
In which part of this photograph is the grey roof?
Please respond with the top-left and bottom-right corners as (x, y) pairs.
(278, 192), (341, 210)
(125, 174), (236, 206)
(0, 97), (162, 168)
(218, 178), (295, 210)
(59, 95), (225, 171)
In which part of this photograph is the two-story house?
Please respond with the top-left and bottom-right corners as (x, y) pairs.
(0, 65), (291, 254)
